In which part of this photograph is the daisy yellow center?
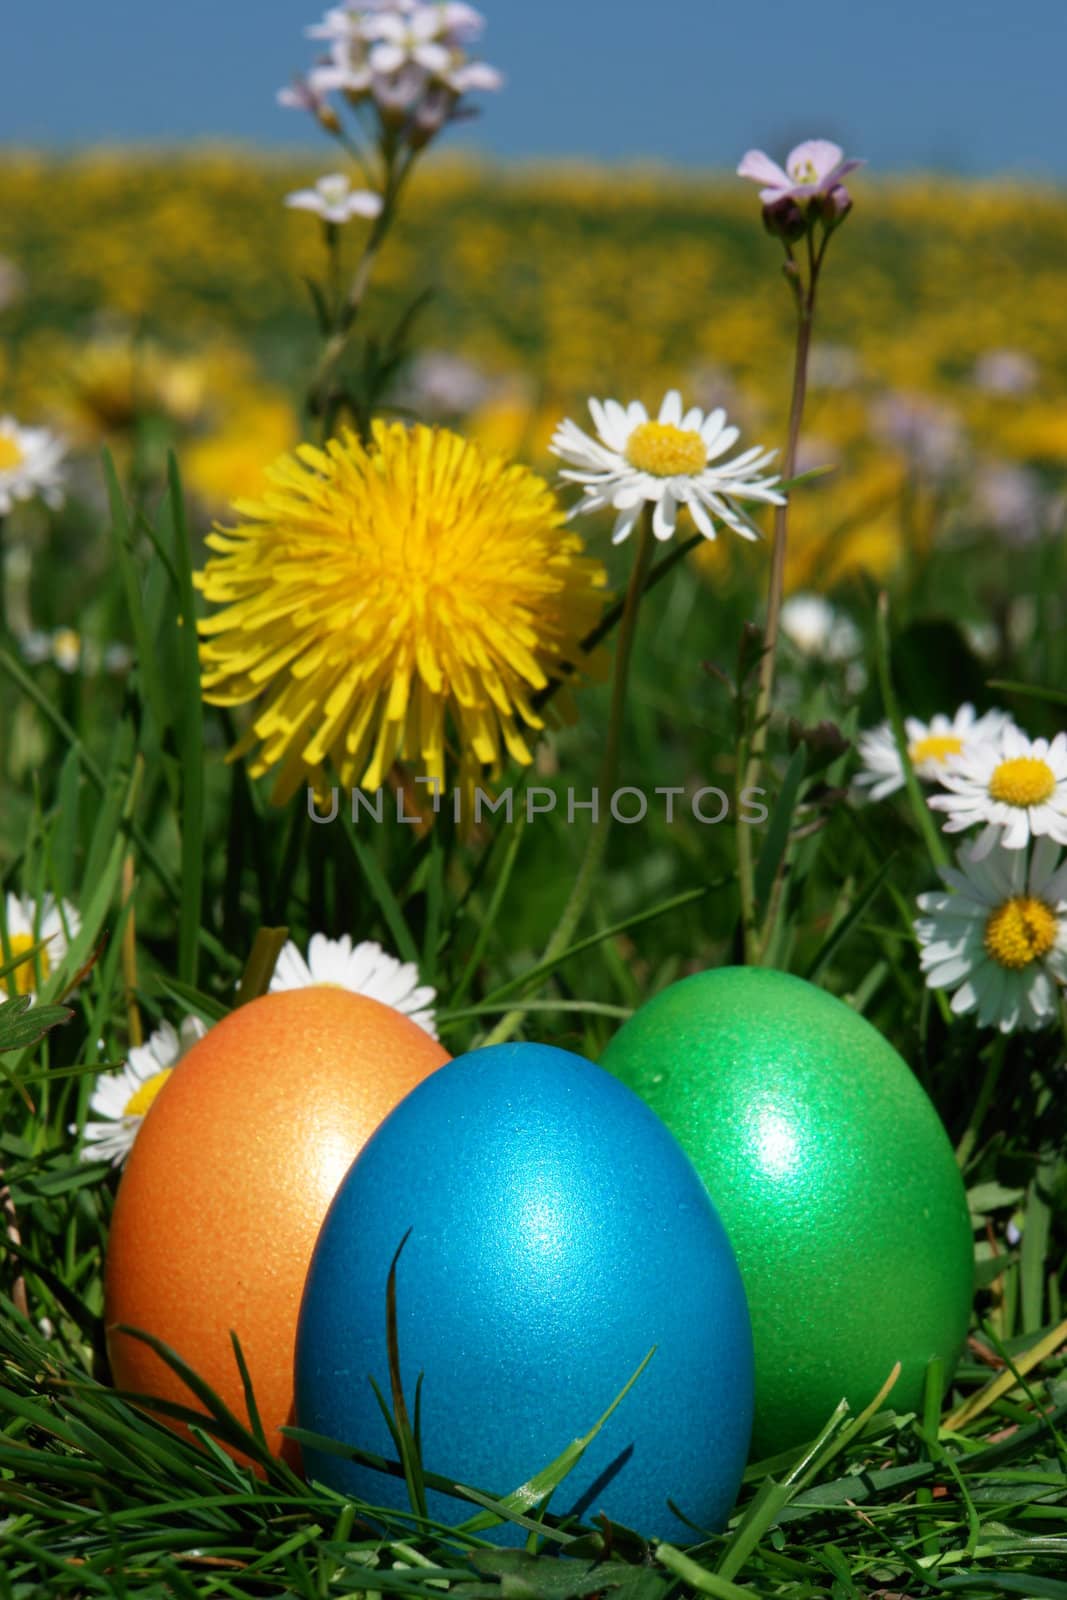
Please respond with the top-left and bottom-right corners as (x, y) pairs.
(988, 756), (1056, 808)
(0, 436), (25, 472)
(195, 422), (607, 810)
(625, 421), (708, 478)
(984, 896), (1059, 970)
(909, 733), (964, 766)
(3, 932), (49, 997)
(123, 1068), (173, 1118)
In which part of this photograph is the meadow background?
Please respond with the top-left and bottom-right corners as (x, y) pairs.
(2, 149), (1066, 1004)
(3, 0), (1067, 1591)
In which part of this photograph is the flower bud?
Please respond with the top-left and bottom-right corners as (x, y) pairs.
(821, 185), (853, 226)
(761, 196), (808, 242)
(408, 87), (457, 150)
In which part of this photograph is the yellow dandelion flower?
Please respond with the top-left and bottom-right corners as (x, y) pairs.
(195, 422), (608, 806)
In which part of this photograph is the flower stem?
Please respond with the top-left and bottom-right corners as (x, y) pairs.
(0, 516), (9, 784)
(308, 149), (413, 438)
(0, 515), (8, 640)
(955, 1033), (1008, 1171)
(736, 246), (821, 963)
(0, 1157), (29, 1318)
(483, 506), (657, 1046)
(325, 220), (343, 325)
(532, 533), (702, 715)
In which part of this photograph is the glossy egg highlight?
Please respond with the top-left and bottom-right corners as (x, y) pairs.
(600, 967), (974, 1459)
(105, 987), (450, 1461)
(295, 1041), (754, 1539)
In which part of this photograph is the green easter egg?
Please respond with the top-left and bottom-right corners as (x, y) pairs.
(600, 967), (974, 1459)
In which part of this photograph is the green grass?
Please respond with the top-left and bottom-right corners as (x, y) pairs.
(2, 150), (1067, 1595)
(0, 449), (1065, 1597)
(2, 1280), (1067, 1595)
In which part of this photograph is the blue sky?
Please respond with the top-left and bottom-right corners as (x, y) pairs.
(6, 0), (1067, 175)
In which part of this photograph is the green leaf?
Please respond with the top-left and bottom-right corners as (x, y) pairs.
(0, 996), (73, 1054)
(753, 743), (807, 911)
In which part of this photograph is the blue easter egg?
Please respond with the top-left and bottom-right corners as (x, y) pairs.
(295, 1041), (753, 1540)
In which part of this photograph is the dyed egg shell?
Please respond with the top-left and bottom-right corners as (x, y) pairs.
(600, 967), (974, 1459)
(105, 987), (450, 1462)
(295, 1041), (754, 1539)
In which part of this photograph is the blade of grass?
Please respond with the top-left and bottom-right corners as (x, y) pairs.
(167, 454), (206, 988)
(451, 811), (527, 1007)
(338, 805), (420, 966)
(986, 679), (1067, 709)
(455, 1347), (656, 1535)
(945, 1314), (1067, 1431)
(802, 852), (897, 982)
(234, 927), (290, 1007)
(384, 1229), (428, 1522)
(753, 744), (807, 913)
(106, 450), (172, 766)
(655, 1544), (755, 1600)
(875, 591), (949, 873)
(0, 646), (179, 905)
(1020, 1157), (1056, 1334)
(479, 887), (713, 1009)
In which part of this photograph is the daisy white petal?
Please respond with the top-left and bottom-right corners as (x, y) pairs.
(914, 838), (1067, 1033)
(611, 508), (640, 545)
(270, 933), (438, 1037)
(658, 390), (683, 426)
(76, 1016), (208, 1167)
(551, 390), (781, 546)
(1, 892), (81, 1001)
(0, 417), (66, 514)
(929, 727), (1067, 854)
(852, 705), (1016, 803)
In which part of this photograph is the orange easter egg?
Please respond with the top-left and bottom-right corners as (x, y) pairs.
(105, 986), (450, 1464)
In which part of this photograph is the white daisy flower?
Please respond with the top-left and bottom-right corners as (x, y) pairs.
(285, 173), (384, 225)
(779, 594), (861, 661)
(77, 1018), (208, 1167)
(550, 390), (784, 545)
(853, 705), (1015, 804)
(1, 893), (81, 1001)
(0, 417), (66, 515)
(929, 727), (1067, 858)
(270, 933), (438, 1038)
(915, 837), (1067, 1032)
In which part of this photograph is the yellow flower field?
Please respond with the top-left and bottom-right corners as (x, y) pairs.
(1, 152), (1065, 587)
